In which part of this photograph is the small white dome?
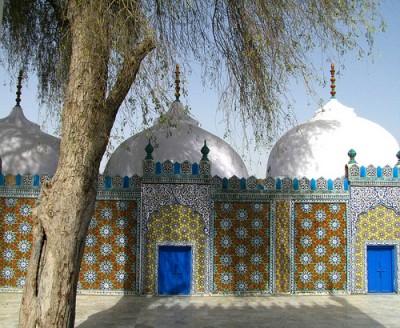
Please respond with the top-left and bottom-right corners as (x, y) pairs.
(0, 105), (60, 175)
(105, 100), (249, 178)
(266, 98), (399, 179)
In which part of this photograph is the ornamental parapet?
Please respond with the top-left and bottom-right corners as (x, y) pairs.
(0, 173), (51, 187)
(2, 164), (399, 191)
(212, 175), (349, 192)
(142, 159), (211, 178)
(346, 149), (400, 183)
(346, 164), (400, 183)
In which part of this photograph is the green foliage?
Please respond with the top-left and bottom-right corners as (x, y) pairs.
(0, 0), (384, 146)
(2, 0), (69, 105)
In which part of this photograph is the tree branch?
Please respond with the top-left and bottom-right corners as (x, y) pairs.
(105, 37), (156, 115)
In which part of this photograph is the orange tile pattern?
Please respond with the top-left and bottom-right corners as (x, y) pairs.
(294, 203), (347, 292)
(214, 202), (270, 293)
(145, 204), (207, 294)
(1, 197), (36, 289)
(78, 200), (138, 292)
(275, 200), (290, 293)
(355, 205), (400, 291)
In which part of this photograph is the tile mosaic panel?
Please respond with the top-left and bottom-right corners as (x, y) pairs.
(355, 205), (400, 292)
(294, 203), (347, 292)
(214, 202), (270, 293)
(275, 200), (290, 293)
(0, 197), (36, 289)
(349, 186), (400, 292)
(78, 200), (138, 293)
(142, 184), (212, 235)
(144, 204), (207, 294)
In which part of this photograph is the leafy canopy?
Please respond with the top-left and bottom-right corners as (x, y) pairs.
(1, 0), (384, 145)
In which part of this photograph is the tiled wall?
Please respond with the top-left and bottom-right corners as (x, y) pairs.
(78, 200), (138, 292)
(144, 204), (207, 294)
(355, 205), (400, 291)
(1, 197), (138, 293)
(5, 193), (399, 295)
(214, 202), (270, 293)
(275, 200), (291, 293)
(0, 197), (36, 289)
(294, 203), (347, 292)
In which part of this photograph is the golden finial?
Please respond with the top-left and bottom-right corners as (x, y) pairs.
(330, 63), (336, 98)
(175, 64), (181, 101)
(16, 70), (23, 106)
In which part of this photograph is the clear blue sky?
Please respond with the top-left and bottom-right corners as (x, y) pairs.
(1, 1), (399, 177)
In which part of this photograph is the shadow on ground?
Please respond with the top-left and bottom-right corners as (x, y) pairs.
(75, 294), (396, 328)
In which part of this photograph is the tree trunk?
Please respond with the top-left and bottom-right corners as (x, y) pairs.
(18, 2), (154, 327)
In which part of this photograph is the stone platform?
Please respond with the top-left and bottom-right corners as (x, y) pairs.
(1, 293), (400, 327)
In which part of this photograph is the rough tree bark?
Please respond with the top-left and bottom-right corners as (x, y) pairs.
(18, 1), (154, 327)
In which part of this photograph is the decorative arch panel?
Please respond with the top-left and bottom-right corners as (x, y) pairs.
(354, 205), (400, 293)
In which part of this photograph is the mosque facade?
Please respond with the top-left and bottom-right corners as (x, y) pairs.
(1, 66), (400, 295)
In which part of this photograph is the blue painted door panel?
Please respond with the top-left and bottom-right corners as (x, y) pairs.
(367, 246), (395, 293)
(158, 246), (191, 295)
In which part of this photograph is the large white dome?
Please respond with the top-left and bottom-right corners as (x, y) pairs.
(105, 100), (249, 178)
(0, 105), (61, 175)
(266, 98), (399, 179)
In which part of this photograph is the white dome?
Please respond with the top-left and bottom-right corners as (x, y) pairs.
(0, 105), (60, 175)
(267, 98), (399, 179)
(105, 100), (249, 178)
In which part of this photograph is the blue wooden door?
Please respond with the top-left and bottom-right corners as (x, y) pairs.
(367, 246), (395, 293)
(158, 246), (192, 295)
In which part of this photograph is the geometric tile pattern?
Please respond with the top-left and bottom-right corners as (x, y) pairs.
(78, 200), (138, 293)
(294, 203), (347, 292)
(275, 200), (291, 293)
(2, 182), (399, 296)
(349, 186), (400, 236)
(355, 205), (400, 291)
(144, 204), (207, 294)
(214, 202), (270, 293)
(349, 186), (400, 292)
(0, 197), (36, 289)
(142, 184), (213, 235)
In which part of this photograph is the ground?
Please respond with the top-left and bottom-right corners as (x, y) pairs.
(1, 293), (400, 327)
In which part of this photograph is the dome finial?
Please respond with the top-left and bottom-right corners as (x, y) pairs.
(201, 140), (210, 161)
(330, 63), (336, 99)
(16, 70), (23, 106)
(348, 149), (357, 164)
(145, 139), (154, 160)
(175, 64), (181, 101)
